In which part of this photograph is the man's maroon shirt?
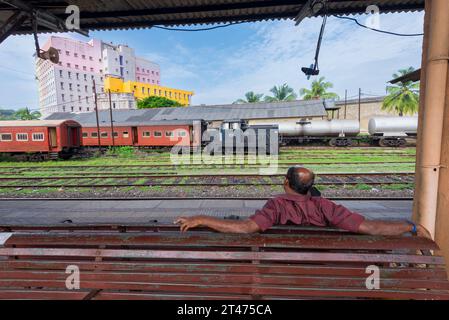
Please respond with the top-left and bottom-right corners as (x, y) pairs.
(249, 193), (365, 232)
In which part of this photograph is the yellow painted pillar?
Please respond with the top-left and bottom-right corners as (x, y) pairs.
(436, 55), (449, 277)
(413, 0), (449, 238)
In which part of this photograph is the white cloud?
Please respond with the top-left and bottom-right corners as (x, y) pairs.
(192, 12), (424, 105)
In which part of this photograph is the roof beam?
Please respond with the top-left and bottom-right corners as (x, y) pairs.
(61, 0), (305, 19)
(0, 10), (27, 42)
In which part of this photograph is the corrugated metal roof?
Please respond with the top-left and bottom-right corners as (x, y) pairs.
(1, 1), (424, 36)
(0, 120), (79, 127)
(44, 99), (328, 126)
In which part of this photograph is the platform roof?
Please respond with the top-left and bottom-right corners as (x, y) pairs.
(0, 0), (425, 39)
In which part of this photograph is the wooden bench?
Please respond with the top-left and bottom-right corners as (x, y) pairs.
(0, 223), (448, 300)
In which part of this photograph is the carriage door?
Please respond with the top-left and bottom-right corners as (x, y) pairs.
(132, 127), (138, 145)
(48, 127), (58, 150)
(70, 127), (79, 146)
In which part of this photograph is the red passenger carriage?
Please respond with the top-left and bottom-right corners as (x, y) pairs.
(0, 120), (81, 160)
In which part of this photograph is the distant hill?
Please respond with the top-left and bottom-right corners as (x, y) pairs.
(0, 109), (16, 120)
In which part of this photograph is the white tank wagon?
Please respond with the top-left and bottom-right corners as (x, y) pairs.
(368, 117), (418, 147)
(277, 120), (360, 137)
(368, 117), (418, 136)
(273, 120), (360, 147)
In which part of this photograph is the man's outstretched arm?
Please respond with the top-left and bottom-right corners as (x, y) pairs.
(174, 216), (261, 234)
(357, 220), (431, 238)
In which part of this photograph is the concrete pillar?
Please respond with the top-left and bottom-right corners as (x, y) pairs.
(413, 0), (449, 238)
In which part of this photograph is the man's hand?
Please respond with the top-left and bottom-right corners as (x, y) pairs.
(416, 224), (432, 239)
(174, 216), (203, 232)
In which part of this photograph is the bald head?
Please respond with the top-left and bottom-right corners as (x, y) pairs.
(285, 166), (315, 195)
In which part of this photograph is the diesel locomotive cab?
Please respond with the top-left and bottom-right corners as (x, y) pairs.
(213, 120), (279, 155)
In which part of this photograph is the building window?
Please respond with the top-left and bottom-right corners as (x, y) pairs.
(82, 55), (86, 59)
(154, 131), (162, 137)
(69, 83), (73, 91)
(91, 132), (98, 138)
(65, 51), (70, 56)
(76, 73), (79, 80)
(60, 82), (64, 89)
(16, 133), (28, 141)
(142, 131), (151, 137)
(62, 94), (65, 101)
(32, 133), (44, 141)
(75, 65), (79, 69)
(123, 132), (129, 138)
(165, 131), (173, 137)
(84, 74), (87, 81)
(83, 66), (87, 71)
(0, 133), (12, 141)
(89, 56), (93, 61)
(87, 107), (90, 111)
(74, 53), (78, 57)
(67, 63), (71, 68)
(82, 132), (88, 138)
(59, 70), (63, 77)
(68, 72), (72, 79)
(90, 67), (94, 72)
(85, 85), (88, 92)
(100, 132), (108, 138)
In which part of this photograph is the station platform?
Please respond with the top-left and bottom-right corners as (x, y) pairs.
(0, 199), (412, 225)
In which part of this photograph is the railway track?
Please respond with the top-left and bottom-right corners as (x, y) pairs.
(0, 161), (415, 172)
(0, 173), (415, 188)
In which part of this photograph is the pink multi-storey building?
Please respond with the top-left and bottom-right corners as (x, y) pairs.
(36, 36), (161, 117)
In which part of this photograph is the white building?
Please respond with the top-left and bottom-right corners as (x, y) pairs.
(97, 92), (136, 110)
(36, 36), (160, 117)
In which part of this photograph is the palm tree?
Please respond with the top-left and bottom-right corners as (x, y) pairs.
(299, 77), (339, 100)
(264, 84), (297, 102)
(233, 91), (264, 104)
(382, 67), (420, 116)
(14, 108), (41, 120)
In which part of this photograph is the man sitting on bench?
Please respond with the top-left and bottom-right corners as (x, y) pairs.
(175, 166), (431, 238)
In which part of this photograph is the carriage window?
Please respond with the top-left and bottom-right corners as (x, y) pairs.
(154, 131), (162, 137)
(123, 131), (129, 138)
(91, 132), (98, 138)
(82, 132), (88, 138)
(113, 132), (118, 137)
(0, 133), (12, 141)
(177, 131), (187, 137)
(142, 131), (151, 137)
(16, 133), (28, 141)
(101, 132), (108, 138)
(165, 131), (173, 137)
(32, 133), (45, 141)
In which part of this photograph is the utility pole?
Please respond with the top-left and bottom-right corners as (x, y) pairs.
(344, 89), (347, 119)
(108, 89), (115, 147)
(93, 79), (101, 148)
(358, 88), (361, 122)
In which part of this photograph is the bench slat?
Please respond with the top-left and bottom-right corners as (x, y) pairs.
(0, 248), (444, 264)
(1, 280), (448, 300)
(5, 232), (438, 251)
(0, 260), (445, 279)
(1, 270), (448, 290)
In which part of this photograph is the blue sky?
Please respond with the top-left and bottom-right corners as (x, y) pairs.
(0, 12), (424, 111)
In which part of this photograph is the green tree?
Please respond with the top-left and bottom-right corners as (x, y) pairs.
(382, 67), (420, 116)
(299, 77), (339, 100)
(233, 91), (264, 104)
(264, 84), (297, 102)
(137, 96), (182, 109)
(14, 108), (41, 120)
(0, 108), (16, 120)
